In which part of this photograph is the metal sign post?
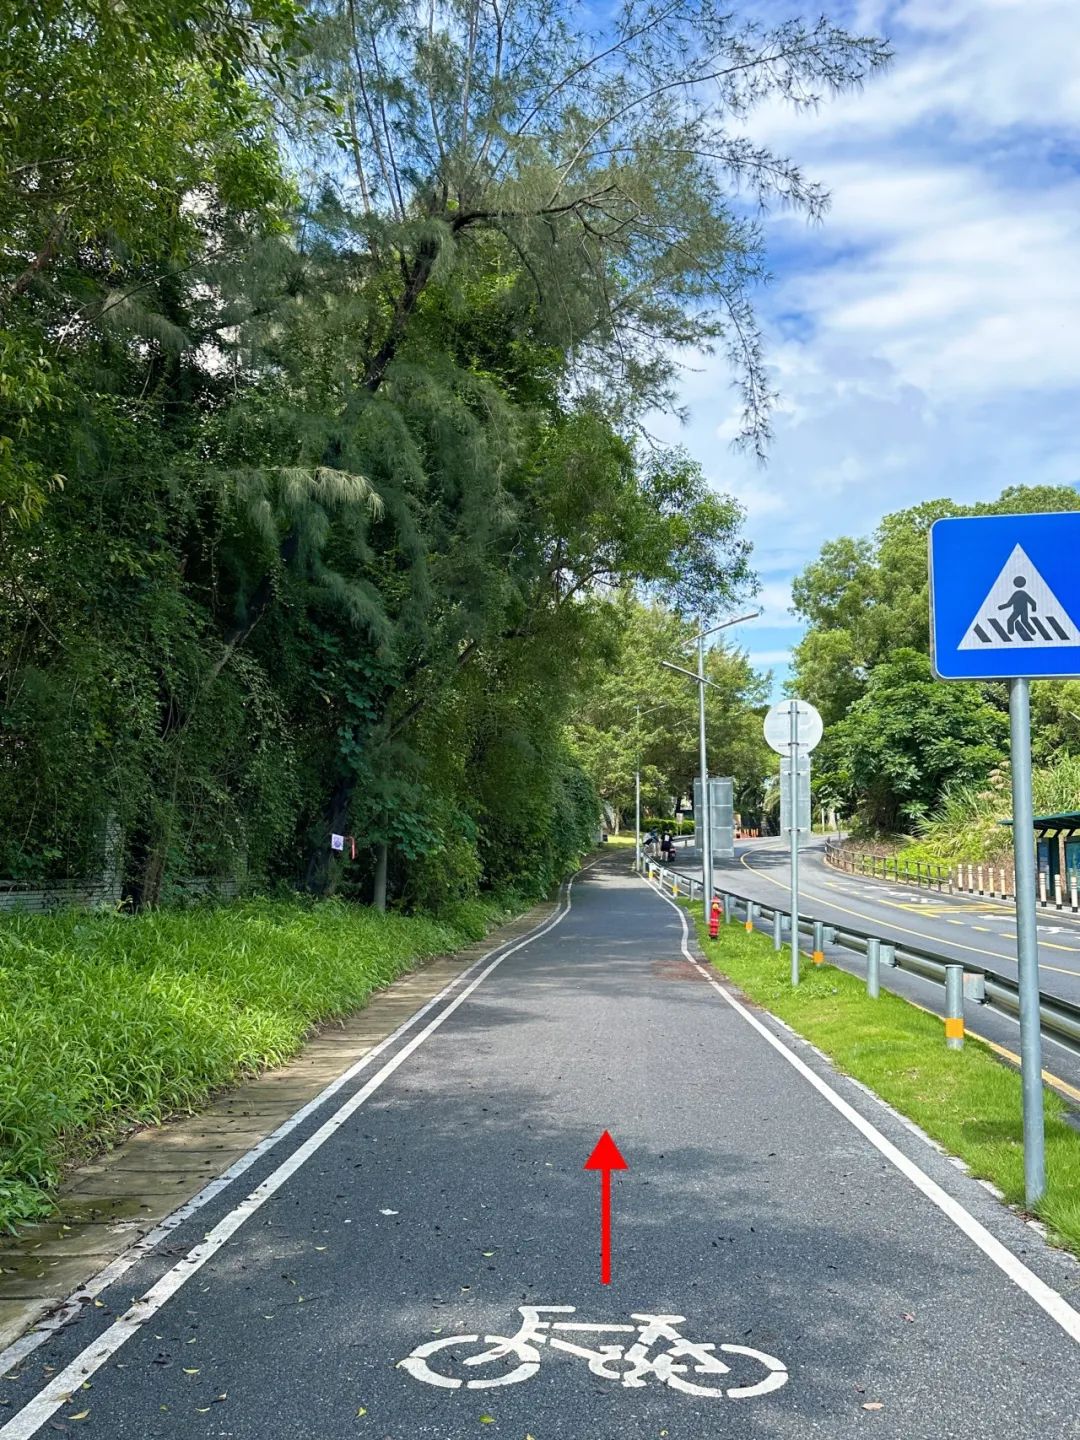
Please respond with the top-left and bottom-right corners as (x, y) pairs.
(635, 767), (642, 874)
(697, 624), (712, 923)
(788, 701), (800, 986)
(764, 699), (822, 987)
(927, 512), (1080, 1208)
(1009, 678), (1045, 1204)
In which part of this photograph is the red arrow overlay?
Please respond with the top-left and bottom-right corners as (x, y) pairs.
(584, 1130), (628, 1285)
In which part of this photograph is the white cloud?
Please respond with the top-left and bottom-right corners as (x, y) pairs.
(753, 578), (795, 625)
(780, 162), (1080, 396)
(749, 0), (1080, 146)
(659, 0), (1080, 703)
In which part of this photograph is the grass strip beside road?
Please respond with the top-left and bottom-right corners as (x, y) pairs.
(0, 892), (529, 1233)
(682, 903), (1080, 1258)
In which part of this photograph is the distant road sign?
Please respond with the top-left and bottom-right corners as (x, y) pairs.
(930, 514), (1080, 679)
(780, 755), (811, 835)
(763, 700), (822, 755)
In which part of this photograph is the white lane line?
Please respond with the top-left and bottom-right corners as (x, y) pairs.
(0, 901), (574, 1378)
(0, 865), (597, 1439)
(646, 880), (1080, 1349)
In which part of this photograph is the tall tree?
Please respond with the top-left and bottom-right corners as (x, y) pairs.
(0, 0), (892, 903)
(790, 484), (1080, 830)
(826, 649), (1007, 833)
(570, 595), (771, 829)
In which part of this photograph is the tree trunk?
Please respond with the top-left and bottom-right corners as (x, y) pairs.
(373, 843), (387, 912)
(303, 774), (352, 895)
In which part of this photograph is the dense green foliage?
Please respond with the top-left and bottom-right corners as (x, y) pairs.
(791, 485), (1080, 832)
(827, 649), (1008, 833)
(570, 595), (772, 827)
(0, 893), (524, 1229)
(904, 754), (1080, 867)
(0, 0), (887, 905)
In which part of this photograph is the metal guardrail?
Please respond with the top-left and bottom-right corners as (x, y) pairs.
(641, 859), (1080, 1058)
(824, 839), (951, 890)
(825, 838), (1080, 914)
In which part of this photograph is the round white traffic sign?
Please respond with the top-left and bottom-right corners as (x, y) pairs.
(763, 699), (823, 754)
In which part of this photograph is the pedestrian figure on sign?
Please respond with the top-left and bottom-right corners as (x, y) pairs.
(999, 576), (1037, 640)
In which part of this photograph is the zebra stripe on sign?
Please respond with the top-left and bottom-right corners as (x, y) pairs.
(958, 544), (1080, 650)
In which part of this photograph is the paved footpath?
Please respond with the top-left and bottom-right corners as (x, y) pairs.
(2, 854), (1079, 1438)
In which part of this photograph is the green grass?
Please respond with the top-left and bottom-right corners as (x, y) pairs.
(0, 892), (527, 1232)
(684, 905), (1080, 1257)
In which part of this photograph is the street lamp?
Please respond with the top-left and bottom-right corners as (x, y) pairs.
(660, 610), (761, 918)
(634, 701), (678, 874)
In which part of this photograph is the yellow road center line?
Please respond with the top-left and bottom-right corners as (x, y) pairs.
(907, 1003), (1080, 1105)
(737, 850), (1080, 978)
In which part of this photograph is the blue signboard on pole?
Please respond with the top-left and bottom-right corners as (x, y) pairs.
(929, 510), (1068, 1206)
(930, 513), (1080, 680)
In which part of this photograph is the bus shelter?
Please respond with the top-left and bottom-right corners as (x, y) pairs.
(1004, 810), (1080, 893)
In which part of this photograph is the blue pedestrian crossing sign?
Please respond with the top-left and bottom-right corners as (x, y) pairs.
(930, 513), (1080, 679)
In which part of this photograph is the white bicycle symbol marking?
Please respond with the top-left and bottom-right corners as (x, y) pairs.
(398, 1305), (788, 1399)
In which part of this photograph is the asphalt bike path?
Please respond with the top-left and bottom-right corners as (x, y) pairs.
(2, 856), (1078, 1438)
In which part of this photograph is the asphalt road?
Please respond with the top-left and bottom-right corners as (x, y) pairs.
(687, 837), (1080, 1011)
(2, 852), (1078, 1439)
(672, 837), (1080, 1100)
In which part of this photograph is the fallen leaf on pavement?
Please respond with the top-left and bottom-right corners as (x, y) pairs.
(67, 1412), (90, 1422)
(862, 1401), (884, 1411)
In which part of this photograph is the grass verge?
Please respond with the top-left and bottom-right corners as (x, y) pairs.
(682, 903), (1080, 1258)
(0, 891), (530, 1232)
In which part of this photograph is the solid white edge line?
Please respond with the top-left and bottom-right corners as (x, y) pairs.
(0, 902), (562, 1377)
(0, 863), (598, 1439)
(644, 876), (1080, 1349)
(0, 887), (576, 1378)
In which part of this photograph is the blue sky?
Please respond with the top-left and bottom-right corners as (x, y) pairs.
(648, 0), (1080, 697)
